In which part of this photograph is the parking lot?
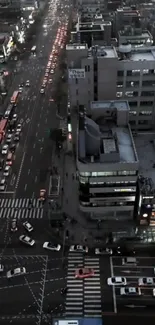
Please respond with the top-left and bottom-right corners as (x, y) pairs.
(0, 254), (66, 323)
(111, 256), (155, 314)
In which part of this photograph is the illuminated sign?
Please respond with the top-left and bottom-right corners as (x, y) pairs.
(68, 69), (85, 79)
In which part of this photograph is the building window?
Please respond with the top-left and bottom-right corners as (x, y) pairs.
(138, 120), (149, 125)
(141, 91), (155, 97)
(117, 81), (123, 88)
(117, 70), (124, 77)
(125, 91), (138, 98)
(85, 66), (87, 72)
(132, 69), (140, 75)
(142, 80), (155, 87)
(88, 65), (90, 72)
(140, 101), (153, 106)
(129, 101), (138, 107)
(126, 81), (139, 88)
(75, 78), (78, 84)
(127, 70), (132, 76)
(116, 92), (123, 98)
(129, 111), (137, 115)
(85, 65), (90, 72)
(139, 111), (152, 116)
(143, 69), (149, 75)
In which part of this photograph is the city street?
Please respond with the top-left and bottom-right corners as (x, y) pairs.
(111, 256), (155, 314)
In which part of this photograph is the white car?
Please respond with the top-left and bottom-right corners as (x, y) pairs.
(95, 248), (112, 255)
(138, 277), (155, 286)
(2, 145), (8, 155)
(43, 242), (61, 251)
(40, 88), (45, 94)
(19, 235), (35, 246)
(23, 221), (33, 232)
(3, 166), (10, 177)
(16, 124), (22, 133)
(120, 287), (141, 296)
(69, 245), (88, 253)
(6, 267), (26, 278)
(26, 80), (30, 86)
(0, 179), (6, 191)
(50, 69), (54, 74)
(6, 134), (12, 144)
(107, 277), (127, 286)
(12, 114), (17, 121)
(45, 73), (48, 77)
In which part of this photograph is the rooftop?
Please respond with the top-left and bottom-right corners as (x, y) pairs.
(88, 46), (117, 58)
(78, 100), (138, 165)
(119, 29), (152, 38)
(134, 133), (155, 192)
(66, 44), (88, 50)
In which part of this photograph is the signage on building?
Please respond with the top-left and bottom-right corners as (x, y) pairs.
(68, 69), (85, 79)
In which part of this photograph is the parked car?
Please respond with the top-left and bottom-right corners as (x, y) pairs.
(95, 248), (112, 255)
(11, 219), (17, 232)
(107, 277), (127, 286)
(120, 287), (141, 296)
(138, 277), (155, 286)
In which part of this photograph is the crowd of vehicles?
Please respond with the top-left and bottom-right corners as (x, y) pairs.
(40, 23), (68, 94)
(0, 90), (23, 191)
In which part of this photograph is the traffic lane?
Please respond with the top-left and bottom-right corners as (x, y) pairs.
(112, 256), (155, 267)
(113, 265), (155, 277)
(100, 256), (114, 312)
(18, 141), (53, 197)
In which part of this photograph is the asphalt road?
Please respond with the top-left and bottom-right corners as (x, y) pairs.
(3, 0), (69, 199)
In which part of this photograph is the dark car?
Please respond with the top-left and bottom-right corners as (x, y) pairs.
(0, 159), (4, 170)
(14, 134), (20, 142)
(10, 144), (16, 153)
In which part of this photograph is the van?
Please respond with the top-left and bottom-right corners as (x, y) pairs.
(122, 257), (137, 266)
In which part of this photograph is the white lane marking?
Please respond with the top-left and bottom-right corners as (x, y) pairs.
(28, 169), (30, 175)
(33, 143), (36, 148)
(35, 176), (38, 183)
(30, 156), (33, 162)
(14, 152), (25, 191)
(110, 256), (117, 313)
(24, 184), (27, 191)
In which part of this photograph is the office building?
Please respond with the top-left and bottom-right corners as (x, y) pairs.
(71, 19), (111, 47)
(118, 28), (153, 47)
(66, 43), (155, 130)
(114, 7), (141, 35)
(77, 100), (139, 226)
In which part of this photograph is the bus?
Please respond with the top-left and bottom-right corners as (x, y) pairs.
(0, 119), (8, 139)
(31, 46), (36, 55)
(10, 91), (19, 105)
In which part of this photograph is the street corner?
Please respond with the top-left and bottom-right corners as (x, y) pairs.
(0, 255), (48, 320)
(111, 255), (155, 315)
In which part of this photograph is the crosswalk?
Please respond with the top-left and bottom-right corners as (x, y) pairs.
(0, 199), (44, 219)
(65, 252), (102, 318)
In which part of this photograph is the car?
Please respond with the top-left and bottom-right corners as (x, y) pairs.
(13, 113), (17, 120)
(6, 134), (12, 144)
(16, 124), (22, 132)
(69, 245), (88, 253)
(46, 69), (50, 73)
(11, 219), (18, 232)
(107, 277), (127, 286)
(45, 73), (48, 77)
(138, 277), (155, 286)
(153, 288), (155, 296)
(1, 144), (8, 155)
(23, 221), (33, 232)
(50, 69), (54, 74)
(0, 159), (4, 170)
(19, 235), (35, 246)
(49, 79), (53, 84)
(14, 134), (20, 142)
(75, 268), (94, 279)
(4, 110), (10, 119)
(120, 287), (141, 296)
(3, 166), (10, 177)
(0, 264), (4, 272)
(95, 248), (113, 255)
(43, 242), (61, 251)
(122, 257), (137, 265)
(6, 267), (26, 278)
(0, 179), (6, 191)
(10, 144), (16, 153)
(40, 88), (45, 94)
(19, 84), (23, 92)
(26, 80), (30, 86)
(39, 189), (46, 200)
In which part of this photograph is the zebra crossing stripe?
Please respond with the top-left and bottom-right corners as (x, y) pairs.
(0, 198), (42, 208)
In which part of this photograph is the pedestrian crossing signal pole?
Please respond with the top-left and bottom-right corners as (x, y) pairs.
(61, 228), (66, 268)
